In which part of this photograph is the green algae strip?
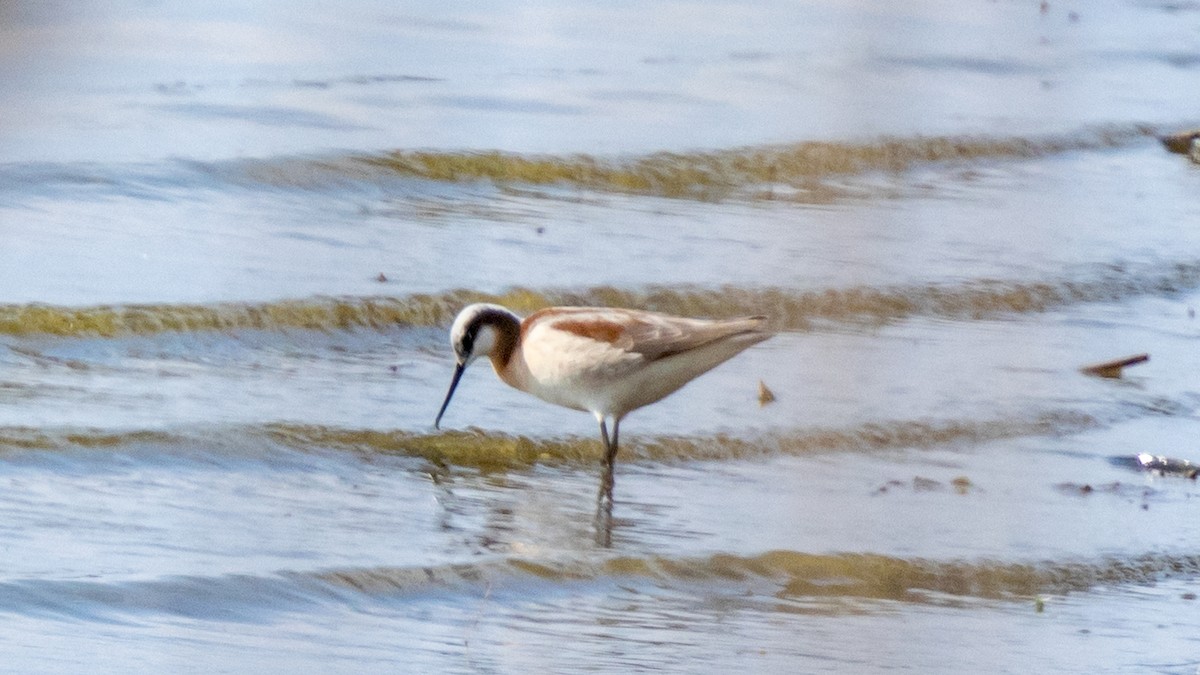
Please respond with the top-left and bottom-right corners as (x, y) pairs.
(262, 425), (594, 470)
(310, 549), (1200, 605)
(0, 408), (1102, 469)
(3, 259), (1199, 338)
(0, 292), (503, 338)
(259, 410), (1102, 469)
(358, 124), (1157, 198)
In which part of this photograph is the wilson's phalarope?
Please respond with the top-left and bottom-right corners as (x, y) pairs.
(434, 303), (773, 524)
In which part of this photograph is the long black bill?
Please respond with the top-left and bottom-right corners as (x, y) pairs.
(434, 361), (466, 429)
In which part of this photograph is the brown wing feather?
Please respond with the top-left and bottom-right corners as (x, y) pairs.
(529, 307), (769, 362)
(617, 312), (769, 360)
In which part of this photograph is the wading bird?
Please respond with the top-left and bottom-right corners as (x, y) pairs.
(434, 303), (772, 543)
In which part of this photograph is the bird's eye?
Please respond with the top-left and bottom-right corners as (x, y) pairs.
(459, 330), (476, 357)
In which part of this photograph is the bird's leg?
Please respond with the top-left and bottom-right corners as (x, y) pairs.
(597, 417), (620, 499)
(594, 416), (618, 547)
(607, 418), (620, 472)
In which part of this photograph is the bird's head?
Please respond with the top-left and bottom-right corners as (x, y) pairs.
(434, 303), (520, 429)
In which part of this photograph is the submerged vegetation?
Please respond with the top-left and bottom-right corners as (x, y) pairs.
(358, 125), (1158, 199)
(1, 259), (1197, 338)
(265, 411), (1101, 469)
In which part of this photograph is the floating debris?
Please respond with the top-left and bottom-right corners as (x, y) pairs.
(873, 476), (976, 495)
(757, 379), (776, 406)
(1055, 481), (1159, 501)
(912, 476), (942, 492)
(1126, 452), (1200, 479)
(873, 479), (906, 495)
(951, 476), (974, 494)
(1159, 129), (1200, 155)
(1080, 353), (1148, 379)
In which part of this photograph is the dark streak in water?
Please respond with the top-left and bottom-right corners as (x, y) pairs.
(152, 73), (443, 96)
(427, 95), (588, 116)
(154, 103), (371, 131)
(878, 54), (1046, 76)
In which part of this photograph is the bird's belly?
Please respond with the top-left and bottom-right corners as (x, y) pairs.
(521, 360), (681, 418)
(517, 355), (643, 417)
(510, 323), (761, 417)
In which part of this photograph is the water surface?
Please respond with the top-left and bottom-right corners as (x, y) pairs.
(3, 0), (1200, 672)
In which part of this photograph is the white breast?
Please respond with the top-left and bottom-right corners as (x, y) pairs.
(515, 322), (644, 414)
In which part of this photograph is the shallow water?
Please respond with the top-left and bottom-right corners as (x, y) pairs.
(4, 0), (1200, 672)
